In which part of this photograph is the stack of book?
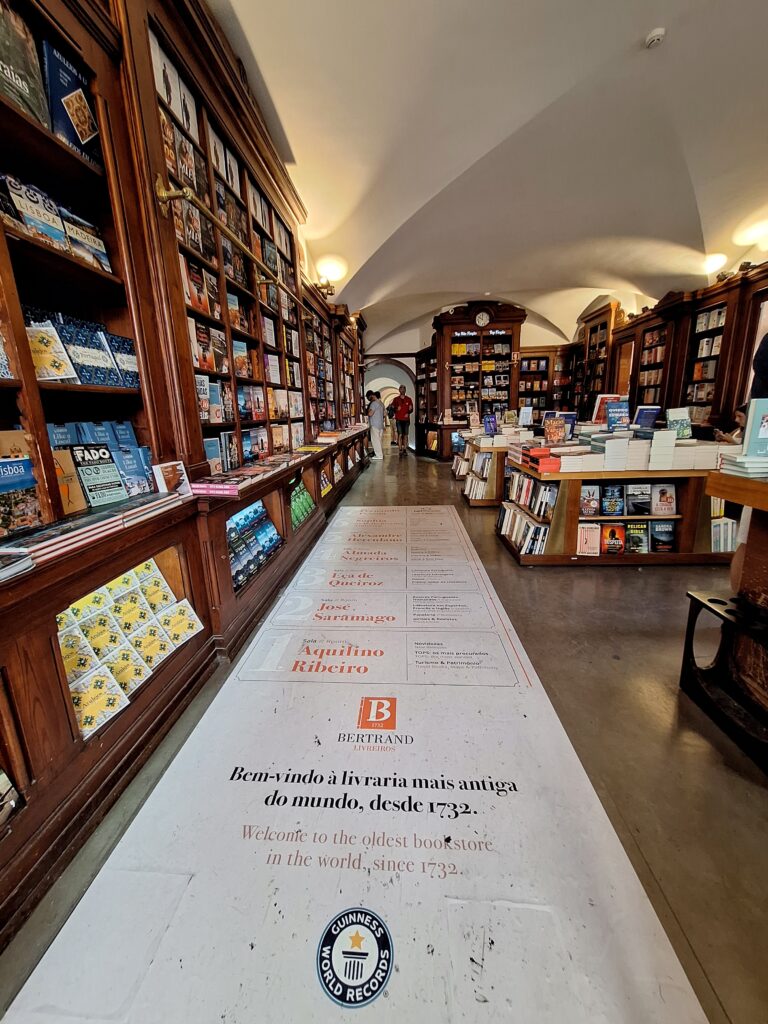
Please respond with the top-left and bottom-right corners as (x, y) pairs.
(22, 312), (138, 389)
(290, 482), (316, 530)
(720, 399), (768, 477)
(0, 550), (34, 584)
(0, 493), (184, 567)
(720, 454), (768, 478)
(626, 439), (651, 470)
(648, 429), (677, 470)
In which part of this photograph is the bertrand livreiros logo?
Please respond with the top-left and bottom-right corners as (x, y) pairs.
(317, 907), (393, 1007)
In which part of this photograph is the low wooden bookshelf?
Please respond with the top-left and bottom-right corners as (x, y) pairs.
(461, 441), (506, 507)
(497, 459), (731, 566)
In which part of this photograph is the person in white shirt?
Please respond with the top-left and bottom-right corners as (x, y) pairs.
(366, 390), (385, 460)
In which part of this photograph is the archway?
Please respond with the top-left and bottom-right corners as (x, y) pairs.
(363, 358), (416, 450)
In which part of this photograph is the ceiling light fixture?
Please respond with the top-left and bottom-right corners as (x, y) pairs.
(645, 27), (666, 49)
(704, 253), (728, 274)
(732, 212), (768, 248)
(315, 254), (348, 283)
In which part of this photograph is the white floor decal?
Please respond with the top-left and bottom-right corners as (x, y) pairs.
(5, 506), (708, 1023)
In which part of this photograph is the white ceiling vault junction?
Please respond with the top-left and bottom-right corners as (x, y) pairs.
(207, 0), (768, 353)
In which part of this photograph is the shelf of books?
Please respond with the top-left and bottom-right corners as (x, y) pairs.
(551, 345), (576, 410)
(576, 302), (620, 420)
(459, 438), (507, 506)
(415, 343), (438, 424)
(517, 354), (549, 422)
(0, 0), (225, 949)
(681, 301), (728, 427)
(335, 320), (358, 427)
(147, 26), (318, 470)
(434, 303), (525, 424)
(303, 290), (336, 434)
(497, 459), (730, 566)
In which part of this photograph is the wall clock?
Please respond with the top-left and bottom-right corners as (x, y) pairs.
(475, 311), (490, 327)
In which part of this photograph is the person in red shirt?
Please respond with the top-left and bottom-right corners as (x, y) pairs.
(391, 385), (413, 456)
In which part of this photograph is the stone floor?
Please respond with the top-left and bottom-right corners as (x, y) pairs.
(1, 447), (766, 1024)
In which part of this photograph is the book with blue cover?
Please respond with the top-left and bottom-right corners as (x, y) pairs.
(103, 334), (140, 389)
(111, 421), (138, 448)
(47, 422), (79, 448)
(112, 447), (154, 497)
(2, 177), (68, 249)
(0, 456), (42, 535)
(606, 401), (630, 432)
(41, 42), (101, 166)
(58, 209), (111, 272)
(57, 323), (122, 386)
(600, 484), (625, 516)
(76, 421), (115, 446)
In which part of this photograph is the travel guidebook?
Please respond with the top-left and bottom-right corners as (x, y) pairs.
(70, 444), (129, 507)
(41, 42), (101, 166)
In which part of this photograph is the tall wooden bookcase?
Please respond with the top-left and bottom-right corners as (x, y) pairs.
(575, 301), (622, 419)
(0, 0), (367, 950)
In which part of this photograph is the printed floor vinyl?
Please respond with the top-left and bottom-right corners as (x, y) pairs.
(5, 505), (708, 1022)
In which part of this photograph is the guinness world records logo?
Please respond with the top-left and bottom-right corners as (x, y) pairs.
(316, 907), (393, 1007)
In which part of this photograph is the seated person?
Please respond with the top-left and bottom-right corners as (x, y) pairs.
(713, 404), (747, 445)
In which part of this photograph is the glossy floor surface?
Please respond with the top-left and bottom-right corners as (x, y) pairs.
(1, 448), (766, 1023)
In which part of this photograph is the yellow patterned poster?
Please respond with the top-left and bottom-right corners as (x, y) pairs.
(58, 627), (98, 684)
(79, 611), (125, 660)
(157, 599), (204, 646)
(69, 666), (129, 738)
(104, 570), (140, 601)
(102, 644), (152, 695)
(139, 574), (177, 615)
(69, 587), (112, 622)
(111, 588), (153, 636)
(130, 621), (174, 669)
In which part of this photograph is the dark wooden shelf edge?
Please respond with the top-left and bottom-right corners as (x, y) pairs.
(497, 532), (730, 567)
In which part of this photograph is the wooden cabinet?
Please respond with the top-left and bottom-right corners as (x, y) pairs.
(432, 301), (526, 423)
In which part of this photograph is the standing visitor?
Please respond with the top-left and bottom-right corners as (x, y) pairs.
(391, 384), (413, 457)
(366, 390), (385, 460)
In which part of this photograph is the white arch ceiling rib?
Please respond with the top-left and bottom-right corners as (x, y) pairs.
(207, 0), (768, 351)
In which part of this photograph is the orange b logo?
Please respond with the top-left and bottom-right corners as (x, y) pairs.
(357, 697), (396, 730)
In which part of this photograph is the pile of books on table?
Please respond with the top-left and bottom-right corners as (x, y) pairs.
(0, 492), (184, 573)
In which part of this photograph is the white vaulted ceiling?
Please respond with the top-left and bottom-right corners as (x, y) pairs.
(207, 0), (768, 351)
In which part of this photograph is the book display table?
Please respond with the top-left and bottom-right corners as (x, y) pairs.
(680, 473), (768, 768)
(497, 460), (731, 566)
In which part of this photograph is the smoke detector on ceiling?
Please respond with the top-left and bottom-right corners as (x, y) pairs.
(645, 27), (666, 49)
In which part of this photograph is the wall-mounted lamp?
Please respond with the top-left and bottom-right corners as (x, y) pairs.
(315, 277), (335, 298)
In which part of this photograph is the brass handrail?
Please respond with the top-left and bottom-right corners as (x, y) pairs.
(155, 174), (317, 323)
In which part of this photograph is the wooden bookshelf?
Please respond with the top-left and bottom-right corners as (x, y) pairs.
(431, 302), (526, 425)
(498, 459), (729, 566)
(517, 352), (550, 422)
(462, 442), (506, 506)
(0, 0), (367, 954)
(576, 302), (622, 420)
